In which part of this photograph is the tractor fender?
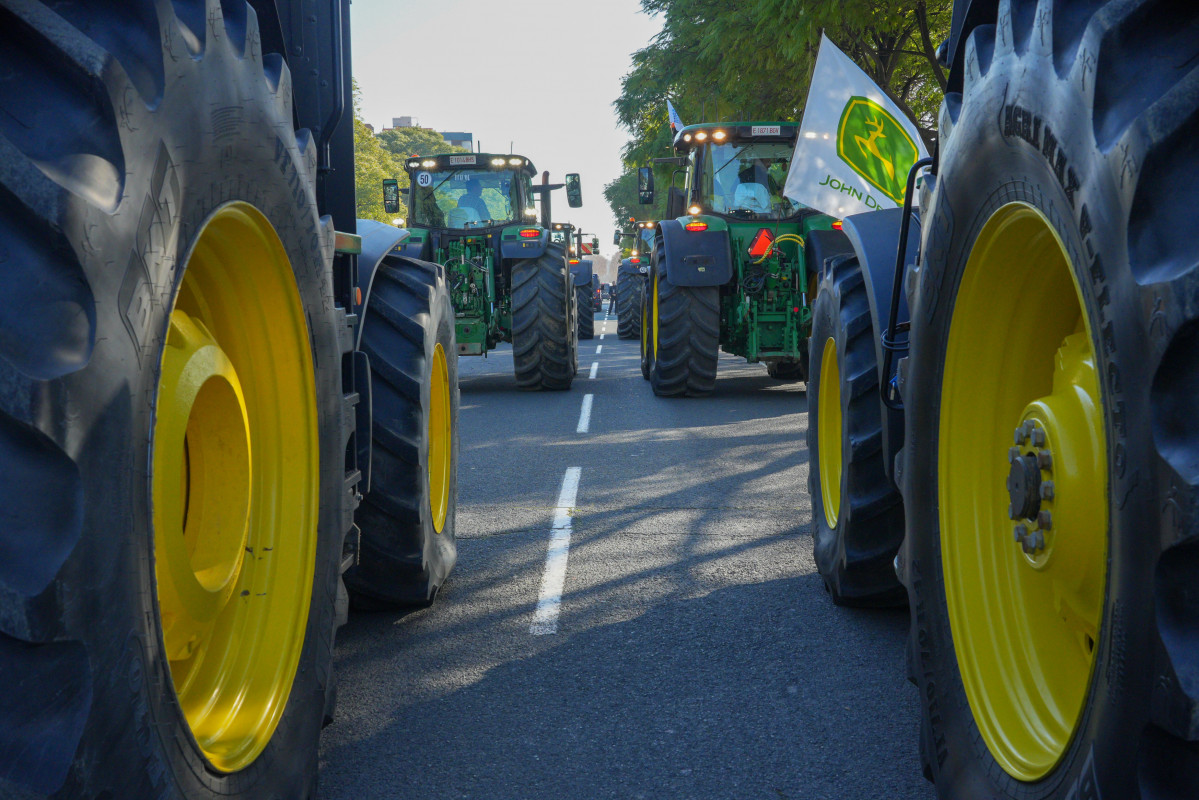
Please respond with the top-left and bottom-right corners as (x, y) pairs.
(839, 207), (920, 485)
(618, 257), (649, 279)
(392, 229), (430, 261)
(354, 220), (417, 494)
(356, 220), (413, 349)
(569, 258), (595, 287)
(657, 218), (732, 287)
(501, 227), (549, 260)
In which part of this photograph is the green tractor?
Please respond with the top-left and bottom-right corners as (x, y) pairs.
(636, 122), (840, 395)
(612, 220), (654, 340)
(384, 156), (583, 390)
(803, 1), (1199, 796)
(552, 223), (601, 340)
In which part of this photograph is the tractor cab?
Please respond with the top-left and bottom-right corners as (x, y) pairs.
(631, 219), (656, 256)
(550, 221), (574, 250)
(653, 123), (808, 221)
(404, 153), (539, 232)
(615, 218), (656, 260)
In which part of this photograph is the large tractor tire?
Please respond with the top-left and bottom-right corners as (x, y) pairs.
(617, 275), (644, 339)
(511, 244), (574, 390)
(901, 4), (1199, 798)
(648, 264), (720, 397)
(345, 256), (458, 608)
(576, 282), (595, 340)
(0, 3), (350, 797)
(806, 258), (905, 606)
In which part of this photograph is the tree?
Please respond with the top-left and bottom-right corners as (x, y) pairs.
(603, 168), (666, 232)
(377, 126), (469, 159)
(609, 0), (951, 225)
(352, 81), (408, 223)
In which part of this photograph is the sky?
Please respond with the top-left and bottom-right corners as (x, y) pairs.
(350, 0), (663, 261)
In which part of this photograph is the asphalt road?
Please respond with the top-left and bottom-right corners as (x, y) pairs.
(318, 310), (935, 800)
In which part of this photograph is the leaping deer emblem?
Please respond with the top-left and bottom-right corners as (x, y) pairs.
(854, 116), (895, 182)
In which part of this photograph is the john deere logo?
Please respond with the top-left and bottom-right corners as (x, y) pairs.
(836, 97), (919, 204)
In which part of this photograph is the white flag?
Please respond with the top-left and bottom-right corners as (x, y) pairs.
(784, 34), (930, 218)
(667, 99), (684, 132)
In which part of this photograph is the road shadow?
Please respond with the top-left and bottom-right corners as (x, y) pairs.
(321, 575), (927, 800)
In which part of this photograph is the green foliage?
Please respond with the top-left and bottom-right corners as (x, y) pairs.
(610, 0), (950, 224)
(352, 81), (409, 223)
(377, 126), (470, 160)
(353, 81), (473, 224)
(603, 168), (666, 231)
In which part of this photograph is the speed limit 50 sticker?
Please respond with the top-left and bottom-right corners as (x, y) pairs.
(416, 172), (433, 187)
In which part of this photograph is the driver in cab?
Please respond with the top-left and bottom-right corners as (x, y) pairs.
(457, 178), (491, 220)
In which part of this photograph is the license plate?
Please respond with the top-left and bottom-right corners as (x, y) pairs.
(751, 125), (781, 136)
(449, 155), (477, 166)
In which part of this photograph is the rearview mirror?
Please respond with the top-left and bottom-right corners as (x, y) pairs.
(613, 231), (621, 246)
(565, 173), (583, 208)
(382, 178), (400, 215)
(637, 167), (654, 205)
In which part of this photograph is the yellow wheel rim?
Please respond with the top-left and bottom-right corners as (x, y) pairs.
(817, 337), (843, 529)
(152, 203), (319, 772)
(652, 275), (660, 361)
(428, 343), (451, 533)
(939, 203), (1107, 781)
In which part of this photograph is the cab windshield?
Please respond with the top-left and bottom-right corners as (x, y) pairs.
(636, 227), (654, 254)
(411, 169), (532, 229)
(697, 142), (803, 220)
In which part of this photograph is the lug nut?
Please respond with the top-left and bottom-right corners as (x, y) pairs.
(1014, 427), (1024, 445)
(1023, 530), (1045, 554)
(1037, 450), (1053, 470)
(1014, 523), (1029, 543)
(1009, 446), (1021, 463)
(1037, 510), (1052, 530)
(1040, 480), (1054, 501)
(1031, 427), (1046, 447)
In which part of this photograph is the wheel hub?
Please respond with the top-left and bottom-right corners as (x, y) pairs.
(1007, 420), (1055, 557)
(155, 310), (252, 656)
(1006, 452), (1041, 520)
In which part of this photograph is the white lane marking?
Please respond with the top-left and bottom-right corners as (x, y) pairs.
(576, 393), (594, 433)
(588, 362), (599, 379)
(531, 467), (582, 635)
(595, 345), (603, 354)
(599, 333), (605, 340)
